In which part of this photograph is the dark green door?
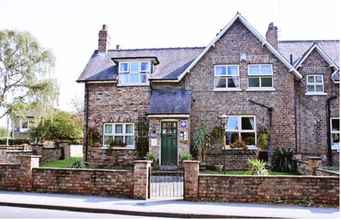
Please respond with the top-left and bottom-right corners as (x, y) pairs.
(161, 121), (178, 166)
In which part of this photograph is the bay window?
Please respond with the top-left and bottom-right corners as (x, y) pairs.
(225, 115), (256, 149)
(103, 123), (135, 148)
(118, 61), (150, 86)
(248, 64), (273, 89)
(214, 65), (240, 89)
(331, 118), (340, 151)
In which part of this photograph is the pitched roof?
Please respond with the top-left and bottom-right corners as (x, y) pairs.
(77, 47), (203, 82)
(148, 89), (192, 114)
(176, 12), (302, 81)
(278, 40), (340, 66)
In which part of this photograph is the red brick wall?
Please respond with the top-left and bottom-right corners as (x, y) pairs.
(197, 175), (339, 206)
(32, 168), (134, 197)
(0, 163), (22, 190)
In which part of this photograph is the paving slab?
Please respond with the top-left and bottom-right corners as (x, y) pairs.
(0, 191), (339, 218)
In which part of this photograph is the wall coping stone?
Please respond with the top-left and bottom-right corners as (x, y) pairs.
(0, 163), (20, 166)
(199, 174), (339, 179)
(33, 167), (132, 172)
(134, 160), (152, 164)
(183, 160), (200, 163)
(16, 155), (41, 158)
(317, 168), (339, 176)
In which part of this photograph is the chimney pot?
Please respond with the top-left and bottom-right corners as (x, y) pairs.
(266, 22), (278, 49)
(116, 44), (120, 50)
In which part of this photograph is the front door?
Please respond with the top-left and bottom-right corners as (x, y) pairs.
(161, 121), (178, 167)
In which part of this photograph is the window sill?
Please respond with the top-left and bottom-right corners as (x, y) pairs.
(305, 92), (327, 96)
(213, 88), (242, 92)
(246, 88), (276, 91)
(223, 146), (257, 150)
(102, 146), (135, 150)
(117, 84), (149, 87)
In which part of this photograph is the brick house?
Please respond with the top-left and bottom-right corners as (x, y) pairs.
(77, 13), (339, 169)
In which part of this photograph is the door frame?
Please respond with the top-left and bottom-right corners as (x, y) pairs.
(160, 119), (179, 167)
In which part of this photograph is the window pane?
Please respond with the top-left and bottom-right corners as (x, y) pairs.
(227, 116), (239, 130)
(248, 65), (259, 75)
(227, 66), (238, 76)
(315, 75), (323, 83)
(130, 63), (139, 73)
(332, 119), (340, 132)
(141, 62), (150, 73)
(129, 73), (139, 84)
(215, 77), (227, 88)
(119, 73), (129, 84)
(141, 73), (147, 83)
(248, 77), (260, 87)
(307, 85), (315, 92)
(332, 133), (340, 144)
(215, 66), (226, 76)
(226, 132), (239, 145)
(227, 77), (239, 88)
(114, 136), (124, 145)
(22, 120), (29, 129)
(104, 135), (113, 146)
(316, 85), (323, 92)
(241, 117), (254, 130)
(119, 63), (128, 72)
(261, 77), (272, 87)
(126, 136), (134, 146)
(241, 132), (256, 145)
(126, 124), (134, 134)
(104, 124), (112, 134)
(307, 75), (315, 83)
(260, 64), (272, 75)
(115, 124), (123, 134)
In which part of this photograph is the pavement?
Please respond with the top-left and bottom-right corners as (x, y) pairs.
(0, 191), (339, 219)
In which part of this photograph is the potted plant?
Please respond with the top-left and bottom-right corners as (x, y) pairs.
(257, 129), (269, 162)
(192, 126), (211, 170)
(230, 140), (247, 151)
(146, 152), (159, 170)
(180, 152), (192, 169)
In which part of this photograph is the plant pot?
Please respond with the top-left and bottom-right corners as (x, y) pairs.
(258, 150), (268, 162)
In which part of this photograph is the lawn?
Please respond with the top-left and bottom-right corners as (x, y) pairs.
(201, 170), (300, 176)
(41, 157), (82, 168)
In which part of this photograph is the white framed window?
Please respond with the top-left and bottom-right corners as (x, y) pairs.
(103, 123), (135, 148)
(214, 65), (240, 90)
(118, 61), (151, 86)
(225, 115), (256, 149)
(247, 64), (273, 89)
(306, 74), (324, 95)
(330, 118), (340, 151)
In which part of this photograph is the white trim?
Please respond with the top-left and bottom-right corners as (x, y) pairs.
(213, 88), (242, 92)
(176, 12), (302, 82)
(330, 117), (340, 151)
(149, 79), (178, 83)
(295, 43), (339, 69)
(86, 81), (117, 84)
(225, 115), (257, 149)
(246, 88), (276, 92)
(102, 123), (135, 149)
(305, 92), (327, 96)
(147, 114), (190, 118)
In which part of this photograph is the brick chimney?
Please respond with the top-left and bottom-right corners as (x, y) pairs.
(98, 24), (108, 52)
(266, 22), (278, 49)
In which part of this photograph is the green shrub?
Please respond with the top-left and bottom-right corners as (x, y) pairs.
(146, 152), (156, 162)
(248, 159), (269, 175)
(180, 152), (192, 161)
(71, 159), (85, 168)
(271, 148), (297, 172)
(258, 130), (269, 150)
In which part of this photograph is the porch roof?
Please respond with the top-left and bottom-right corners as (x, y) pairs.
(148, 90), (192, 115)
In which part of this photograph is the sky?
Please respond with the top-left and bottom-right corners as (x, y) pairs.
(0, 0), (340, 115)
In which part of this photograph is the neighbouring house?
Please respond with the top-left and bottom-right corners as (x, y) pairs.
(11, 113), (37, 139)
(77, 12), (339, 170)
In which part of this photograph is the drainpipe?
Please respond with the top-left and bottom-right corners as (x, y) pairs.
(326, 96), (337, 166)
(84, 84), (89, 163)
(248, 99), (273, 162)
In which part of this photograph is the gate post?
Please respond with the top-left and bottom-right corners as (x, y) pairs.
(17, 155), (40, 191)
(133, 160), (152, 199)
(183, 160), (199, 201)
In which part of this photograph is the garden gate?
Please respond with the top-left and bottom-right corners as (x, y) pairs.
(149, 171), (183, 199)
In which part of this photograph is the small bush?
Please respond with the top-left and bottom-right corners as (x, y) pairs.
(258, 130), (269, 150)
(71, 159), (85, 168)
(248, 159), (269, 175)
(180, 152), (192, 161)
(271, 148), (297, 172)
(146, 152), (156, 162)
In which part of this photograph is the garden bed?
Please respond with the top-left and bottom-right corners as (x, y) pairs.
(41, 157), (82, 168)
(201, 170), (300, 176)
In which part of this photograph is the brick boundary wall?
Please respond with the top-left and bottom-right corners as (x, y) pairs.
(32, 168), (134, 197)
(0, 155), (152, 199)
(184, 160), (339, 207)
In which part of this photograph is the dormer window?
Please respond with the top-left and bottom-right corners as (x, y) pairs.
(118, 61), (151, 86)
